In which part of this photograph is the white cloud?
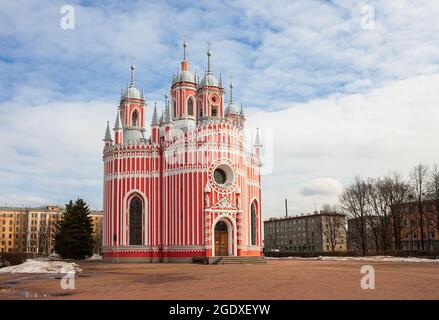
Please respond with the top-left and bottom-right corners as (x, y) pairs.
(2, 1), (439, 217)
(247, 73), (439, 217)
(301, 178), (344, 196)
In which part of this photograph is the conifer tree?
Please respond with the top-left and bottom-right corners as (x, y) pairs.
(54, 199), (94, 259)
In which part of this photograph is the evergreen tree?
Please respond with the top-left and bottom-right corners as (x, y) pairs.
(54, 198), (94, 259)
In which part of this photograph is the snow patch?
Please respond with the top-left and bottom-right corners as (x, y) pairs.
(86, 254), (102, 261)
(43, 253), (62, 261)
(266, 256), (439, 263)
(0, 259), (82, 274)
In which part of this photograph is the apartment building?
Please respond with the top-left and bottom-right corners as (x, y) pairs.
(0, 205), (103, 255)
(264, 210), (347, 253)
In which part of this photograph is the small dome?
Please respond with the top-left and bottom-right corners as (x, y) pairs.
(198, 74), (219, 87)
(123, 128), (144, 144)
(226, 102), (239, 115)
(173, 70), (195, 85)
(124, 86), (140, 99)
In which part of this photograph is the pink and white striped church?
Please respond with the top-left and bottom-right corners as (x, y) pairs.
(102, 43), (262, 262)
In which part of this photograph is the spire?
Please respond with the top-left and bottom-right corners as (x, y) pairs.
(219, 72), (223, 87)
(129, 64), (135, 87)
(207, 45), (212, 75)
(114, 108), (123, 130)
(140, 88), (145, 100)
(120, 89), (124, 101)
(254, 128), (262, 146)
(163, 94), (171, 123)
(194, 68), (199, 83)
(240, 103), (245, 116)
(229, 81), (234, 104)
(183, 41), (188, 61)
(151, 102), (159, 126)
(103, 121), (112, 141)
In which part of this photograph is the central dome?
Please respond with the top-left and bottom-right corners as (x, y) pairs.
(173, 70), (195, 84)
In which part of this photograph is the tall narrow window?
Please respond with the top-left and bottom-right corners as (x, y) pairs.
(251, 202), (257, 245)
(132, 110), (139, 127)
(129, 196), (142, 245)
(188, 98), (194, 116)
(212, 107), (217, 117)
(173, 100), (177, 119)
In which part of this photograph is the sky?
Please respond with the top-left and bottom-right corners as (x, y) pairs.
(1, 0), (439, 218)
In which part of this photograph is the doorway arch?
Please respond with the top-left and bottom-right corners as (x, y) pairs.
(214, 220), (229, 256)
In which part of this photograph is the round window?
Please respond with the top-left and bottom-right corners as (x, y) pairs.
(214, 168), (227, 185)
(212, 164), (234, 188)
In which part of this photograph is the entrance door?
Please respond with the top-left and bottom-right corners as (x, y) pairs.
(214, 221), (228, 256)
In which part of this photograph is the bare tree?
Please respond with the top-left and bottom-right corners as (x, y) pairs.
(410, 164), (429, 251)
(384, 173), (411, 251)
(427, 164), (439, 239)
(339, 177), (370, 255)
(322, 212), (346, 252)
(366, 178), (388, 251)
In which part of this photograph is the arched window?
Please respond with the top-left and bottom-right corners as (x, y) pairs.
(132, 110), (139, 127)
(197, 100), (202, 119)
(173, 100), (177, 119)
(251, 201), (257, 246)
(212, 107), (217, 117)
(129, 196), (142, 245)
(188, 98), (194, 116)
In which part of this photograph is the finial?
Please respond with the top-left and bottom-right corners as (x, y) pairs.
(229, 80), (234, 103)
(104, 121), (112, 141)
(255, 128), (262, 146)
(183, 41), (188, 61)
(114, 109), (123, 130)
(219, 72), (223, 87)
(151, 102), (159, 126)
(129, 64), (135, 87)
(207, 41), (212, 75)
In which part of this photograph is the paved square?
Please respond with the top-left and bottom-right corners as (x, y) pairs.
(0, 260), (438, 299)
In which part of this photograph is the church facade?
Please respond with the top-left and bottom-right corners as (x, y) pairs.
(102, 44), (262, 262)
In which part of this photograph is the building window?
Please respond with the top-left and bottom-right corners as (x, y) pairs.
(212, 107), (217, 117)
(131, 110), (139, 127)
(188, 98), (194, 116)
(129, 196), (143, 245)
(251, 201), (257, 246)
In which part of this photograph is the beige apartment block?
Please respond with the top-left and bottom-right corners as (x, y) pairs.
(0, 205), (103, 256)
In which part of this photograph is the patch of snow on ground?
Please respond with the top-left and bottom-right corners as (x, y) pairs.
(0, 259), (82, 274)
(86, 254), (102, 261)
(43, 253), (62, 261)
(266, 256), (439, 263)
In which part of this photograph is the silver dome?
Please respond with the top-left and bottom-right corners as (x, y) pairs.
(198, 73), (219, 87)
(226, 101), (239, 115)
(124, 86), (141, 99)
(173, 70), (195, 85)
(123, 128), (144, 145)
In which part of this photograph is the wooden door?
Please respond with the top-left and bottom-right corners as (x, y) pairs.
(215, 231), (228, 256)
